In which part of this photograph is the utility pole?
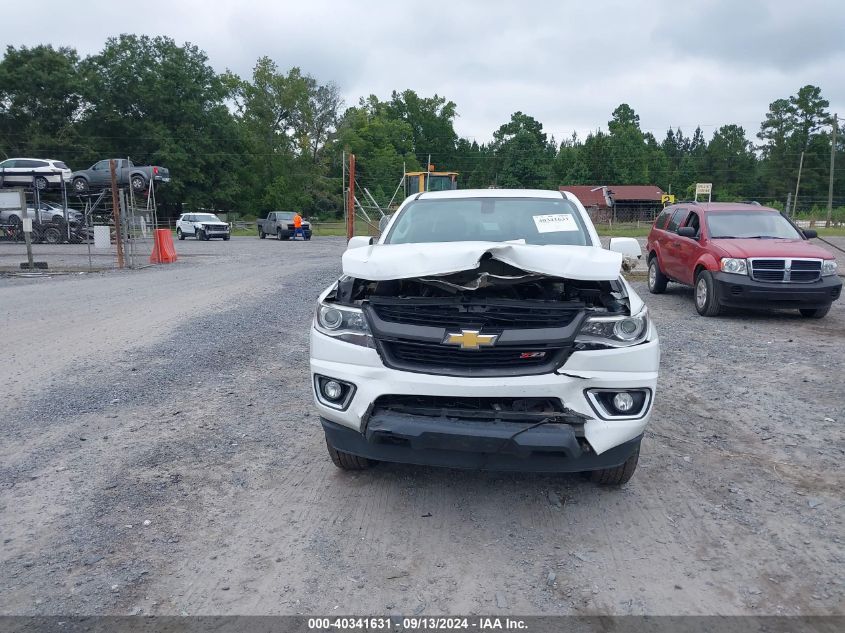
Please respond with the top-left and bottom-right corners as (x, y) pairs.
(110, 159), (125, 269)
(785, 192), (792, 217)
(793, 151), (804, 217)
(827, 113), (838, 228)
(346, 153), (356, 241)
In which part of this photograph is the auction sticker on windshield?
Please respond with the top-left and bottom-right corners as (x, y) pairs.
(533, 213), (578, 233)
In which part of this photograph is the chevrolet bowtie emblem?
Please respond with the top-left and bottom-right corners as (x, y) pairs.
(443, 329), (499, 350)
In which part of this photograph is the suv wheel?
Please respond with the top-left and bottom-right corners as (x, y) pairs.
(588, 445), (639, 485)
(325, 439), (372, 470)
(799, 305), (831, 319)
(259, 229), (266, 239)
(72, 177), (88, 194)
(34, 176), (49, 190)
(648, 257), (668, 294)
(695, 270), (722, 316)
(277, 228), (283, 240)
(177, 228), (185, 240)
(196, 229), (204, 241)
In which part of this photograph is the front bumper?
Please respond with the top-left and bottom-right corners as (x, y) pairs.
(712, 272), (842, 308)
(322, 416), (642, 473)
(310, 327), (659, 463)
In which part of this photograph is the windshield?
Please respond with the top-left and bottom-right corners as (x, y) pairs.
(707, 211), (802, 239)
(385, 197), (591, 246)
(275, 212), (295, 220)
(193, 214), (223, 223)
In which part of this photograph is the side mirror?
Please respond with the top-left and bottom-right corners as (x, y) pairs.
(346, 235), (373, 251)
(378, 214), (393, 233)
(677, 227), (697, 238)
(802, 229), (817, 239)
(608, 236), (642, 259)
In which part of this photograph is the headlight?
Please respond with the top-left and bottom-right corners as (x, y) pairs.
(720, 258), (748, 275)
(822, 260), (837, 277)
(576, 307), (649, 348)
(315, 302), (373, 347)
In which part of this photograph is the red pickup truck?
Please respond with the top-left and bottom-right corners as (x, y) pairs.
(646, 202), (841, 318)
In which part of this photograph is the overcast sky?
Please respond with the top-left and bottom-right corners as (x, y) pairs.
(3, 0), (843, 143)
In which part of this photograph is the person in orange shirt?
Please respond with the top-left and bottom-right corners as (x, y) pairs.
(293, 212), (304, 240)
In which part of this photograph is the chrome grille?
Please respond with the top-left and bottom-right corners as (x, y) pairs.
(749, 258), (821, 283)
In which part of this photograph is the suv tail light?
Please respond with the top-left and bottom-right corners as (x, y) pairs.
(153, 166), (159, 175)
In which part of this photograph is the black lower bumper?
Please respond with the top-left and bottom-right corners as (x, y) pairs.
(321, 416), (641, 473)
(713, 272), (841, 309)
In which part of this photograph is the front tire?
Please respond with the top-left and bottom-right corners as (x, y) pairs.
(277, 228), (283, 240)
(34, 176), (49, 190)
(259, 229), (266, 239)
(648, 257), (668, 294)
(196, 229), (204, 241)
(695, 270), (722, 316)
(177, 228), (185, 240)
(799, 305), (831, 319)
(588, 445), (639, 485)
(325, 439), (372, 470)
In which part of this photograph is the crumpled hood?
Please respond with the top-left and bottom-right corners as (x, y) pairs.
(710, 238), (834, 260)
(342, 241), (622, 281)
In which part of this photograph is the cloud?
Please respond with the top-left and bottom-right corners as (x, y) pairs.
(1, 0), (843, 143)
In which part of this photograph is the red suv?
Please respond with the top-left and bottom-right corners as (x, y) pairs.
(646, 202), (841, 317)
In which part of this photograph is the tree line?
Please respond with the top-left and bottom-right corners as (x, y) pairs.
(0, 35), (841, 219)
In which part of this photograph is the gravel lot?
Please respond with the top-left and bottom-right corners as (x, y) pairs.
(1, 236), (843, 616)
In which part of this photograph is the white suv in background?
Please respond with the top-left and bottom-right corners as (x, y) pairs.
(0, 158), (72, 190)
(176, 213), (231, 241)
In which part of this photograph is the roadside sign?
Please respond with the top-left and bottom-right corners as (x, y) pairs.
(22, 218), (33, 233)
(695, 183), (712, 202)
(661, 194), (675, 205)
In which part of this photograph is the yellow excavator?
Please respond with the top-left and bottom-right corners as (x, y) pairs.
(404, 164), (458, 197)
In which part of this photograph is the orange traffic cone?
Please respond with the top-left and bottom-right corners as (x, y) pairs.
(150, 228), (178, 264)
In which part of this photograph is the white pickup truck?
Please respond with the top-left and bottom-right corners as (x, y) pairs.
(310, 189), (659, 485)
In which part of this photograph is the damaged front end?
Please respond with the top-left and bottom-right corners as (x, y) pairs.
(316, 254), (649, 378)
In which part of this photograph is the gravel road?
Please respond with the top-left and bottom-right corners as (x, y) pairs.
(1, 237), (843, 616)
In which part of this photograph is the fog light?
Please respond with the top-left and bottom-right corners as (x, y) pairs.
(612, 392), (635, 413)
(322, 380), (343, 401)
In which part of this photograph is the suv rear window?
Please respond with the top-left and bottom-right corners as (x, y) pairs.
(666, 209), (687, 233)
(53, 162), (69, 170)
(653, 209), (670, 229)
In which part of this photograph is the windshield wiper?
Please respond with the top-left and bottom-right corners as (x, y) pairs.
(711, 236), (737, 239)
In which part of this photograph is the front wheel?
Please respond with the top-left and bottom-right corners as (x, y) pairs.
(258, 229), (266, 239)
(196, 229), (204, 241)
(277, 229), (283, 240)
(325, 439), (373, 470)
(34, 176), (49, 190)
(177, 228), (185, 240)
(223, 235), (230, 241)
(648, 257), (668, 294)
(588, 445), (639, 485)
(799, 305), (831, 319)
(72, 178), (88, 194)
(695, 270), (722, 316)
